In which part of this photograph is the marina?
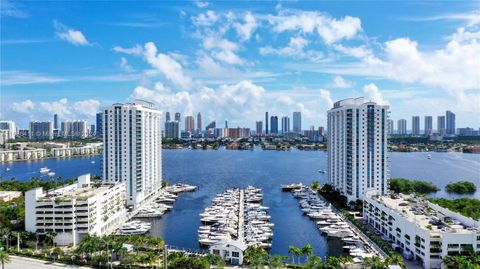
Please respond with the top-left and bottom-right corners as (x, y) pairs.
(135, 183), (197, 219)
(2, 151), (479, 256)
(198, 186), (273, 249)
(286, 185), (382, 263)
(117, 183), (197, 235)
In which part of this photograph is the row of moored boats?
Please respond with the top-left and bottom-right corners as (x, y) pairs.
(288, 185), (377, 262)
(198, 186), (273, 248)
(117, 183), (197, 235)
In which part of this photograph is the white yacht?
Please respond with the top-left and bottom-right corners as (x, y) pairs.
(40, 167), (50, 174)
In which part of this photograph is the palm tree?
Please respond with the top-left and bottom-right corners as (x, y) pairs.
(363, 256), (387, 269)
(442, 255), (468, 269)
(0, 250), (11, 269)
(384, 254), (405, 268)
(266, 255), (284, 269)
(324, 256), (342, 269)
(244, 246), (267, 269)
(301, 244), (314, 264)
(288, 246), (301, 264)
(338, 255), (353, 269)
(304, 255), (322, 269)
(45, 231), (56, 248)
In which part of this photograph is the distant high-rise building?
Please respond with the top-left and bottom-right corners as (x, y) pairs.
(90, 124), (96, 136)
(270, 116), (278, 134)
(424, 116), (433, 135)
(292, 112), (302, 133)
(103, 101), (162, 206)
(175, 112), (181, 122)
(281, 116), (290, 134)
(225, 120), (228, 129)
(29, 121), (53, 140)
(327, 97), (389, 202)
(437, 115), (446, 135)
(185, 116), (195, 133)
(165, 112), (171, 122)
(387, 119), (394, 135)
(446, 110), (455, 135)
(397, 119), (407, 135)
(96, 112), (103, 138)
(61, 120), (88, 139)
(205, 121), (216, 137)
(265, 112), (269, 134)
(412, 116), (420, 135)
(0, 121), (16, 139)
(256, 121), (263, 134)
(197, 112), (202, 135)
(165, 121), (180, 138)
(54, 114), (58, 130)
(318, 126), (324, 136)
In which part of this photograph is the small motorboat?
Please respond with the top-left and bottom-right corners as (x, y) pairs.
(427, 154), (432, 159)
(319, 169), (326, 173)
(40, 167), (50, 174)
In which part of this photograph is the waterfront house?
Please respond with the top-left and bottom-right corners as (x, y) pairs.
(210, 239), (247, 265)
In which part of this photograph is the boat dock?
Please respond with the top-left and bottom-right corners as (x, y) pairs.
(198, 186), (273, 249)
(116, 183), (197, 235)
(238, 190), (245, 241)
(284, 185), (384, 263)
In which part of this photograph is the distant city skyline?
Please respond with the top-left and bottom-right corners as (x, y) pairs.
(1, 1), (479, 129)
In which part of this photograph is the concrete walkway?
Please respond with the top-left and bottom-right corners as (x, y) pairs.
(7, 256), (91, 269)
(238, 190), (245, 241)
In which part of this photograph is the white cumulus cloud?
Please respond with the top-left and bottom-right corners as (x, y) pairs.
(12, 99), (35, 114)
(363, 83), (390, 106)
(54, 21), (91, 46)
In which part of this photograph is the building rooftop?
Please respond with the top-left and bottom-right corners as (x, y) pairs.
(372, 193), (479, 234)
(35, 174), (117, 202)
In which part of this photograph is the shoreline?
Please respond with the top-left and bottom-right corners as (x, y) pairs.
(0, 152), (101, 164)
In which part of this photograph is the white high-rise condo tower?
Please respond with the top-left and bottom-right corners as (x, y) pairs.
(103, 101), (162, 206)
(327, 97), (389, 202)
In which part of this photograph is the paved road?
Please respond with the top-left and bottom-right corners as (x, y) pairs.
(6, 256), (91, 269)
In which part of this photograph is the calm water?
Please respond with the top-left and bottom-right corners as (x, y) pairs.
(1, 149), (479, 257)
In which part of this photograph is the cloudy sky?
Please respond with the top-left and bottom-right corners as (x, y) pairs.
(1, 0), (479, 130)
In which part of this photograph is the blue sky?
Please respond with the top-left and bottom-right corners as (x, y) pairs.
(1, 0), (479, 130)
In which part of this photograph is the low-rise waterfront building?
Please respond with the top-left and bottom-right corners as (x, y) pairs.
(210, 240), (247, 265)
(25, 174), (127, 246)
(0, 148), (47, 162)
(51, 144), (102, 157)
(363, 191), (480, 269)
(0, 191), (22, 202)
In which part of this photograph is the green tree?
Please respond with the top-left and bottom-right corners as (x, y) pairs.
(244, 246), (267, 268)
(0, 250), (10, 269)
(323, 256), (342, 269)
(301, 244), (314, 264)
(304, 255), (322, 269)
(363, 256), (387, 269)
(288, 246), (302, 264)
(266, 255), (285, 269)
(311, 181), (320, 190)
(51, 247), (63, 263)
(384, 254), (405, 268)
(204, 253), (225, 269)
(120, 253), (136, 268)
(338, 255), (353, 269)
